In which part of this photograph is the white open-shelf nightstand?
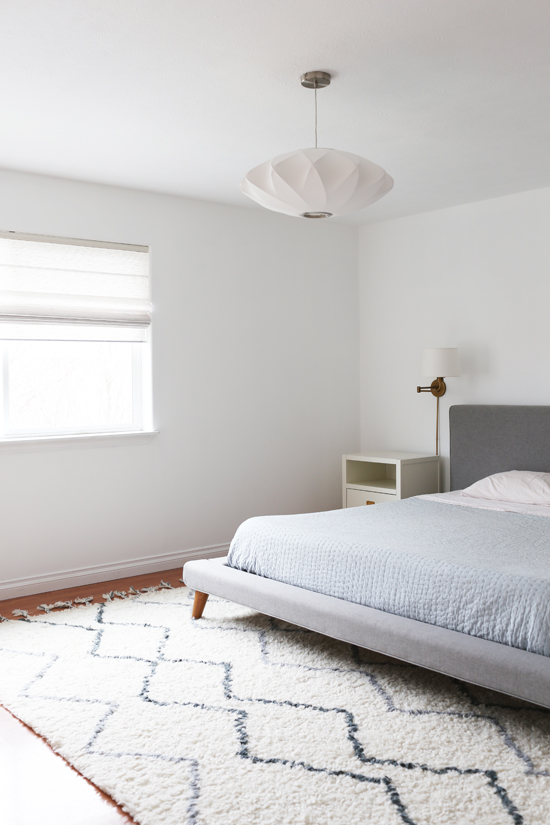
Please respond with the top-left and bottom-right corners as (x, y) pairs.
(343, 451), (439, 508)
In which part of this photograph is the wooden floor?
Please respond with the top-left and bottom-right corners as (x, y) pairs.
(0, 567), (185, 618)
(0, 567), (187, 824)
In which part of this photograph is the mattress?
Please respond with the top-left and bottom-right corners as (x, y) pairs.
(227, 496), (550, 656)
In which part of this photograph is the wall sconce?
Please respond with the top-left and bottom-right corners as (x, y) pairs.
(417, 348), (460, 456)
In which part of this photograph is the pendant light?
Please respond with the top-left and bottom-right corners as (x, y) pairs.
(240, 71), (393, 219)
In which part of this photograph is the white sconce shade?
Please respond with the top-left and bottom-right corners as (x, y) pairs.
(240, 147), (394, 218)
(421, 348), (460, 377)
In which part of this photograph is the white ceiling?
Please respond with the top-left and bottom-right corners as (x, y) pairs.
(1, 0), (550, 225)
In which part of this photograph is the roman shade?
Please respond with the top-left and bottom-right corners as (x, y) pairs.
(0, 232), (150, 327)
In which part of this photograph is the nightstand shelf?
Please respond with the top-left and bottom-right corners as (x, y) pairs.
(347, 477), (396, 493)
(343, 451), (438, 508)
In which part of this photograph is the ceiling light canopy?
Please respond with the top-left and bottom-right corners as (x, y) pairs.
(240, 71), (394, 219)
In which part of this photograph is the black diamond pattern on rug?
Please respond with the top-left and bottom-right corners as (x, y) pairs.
(1, 588), (549, 825)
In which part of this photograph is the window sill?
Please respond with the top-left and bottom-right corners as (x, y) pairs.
(0, 430), (159, 451)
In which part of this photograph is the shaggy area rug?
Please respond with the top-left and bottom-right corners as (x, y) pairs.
(0, 587), (549, 825)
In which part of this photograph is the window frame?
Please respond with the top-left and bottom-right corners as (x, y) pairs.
(0, 232), (153, 443)
(0, 336), (151, 440)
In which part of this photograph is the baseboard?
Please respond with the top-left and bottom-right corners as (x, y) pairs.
(0, 544), (230, 600)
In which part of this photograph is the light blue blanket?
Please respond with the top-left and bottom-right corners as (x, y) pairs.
(227, 498), (550, 656)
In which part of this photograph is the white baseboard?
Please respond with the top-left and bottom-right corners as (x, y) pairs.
(0, 544), (230, 600)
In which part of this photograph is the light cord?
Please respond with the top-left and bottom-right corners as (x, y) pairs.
(314, 81), (318, 148)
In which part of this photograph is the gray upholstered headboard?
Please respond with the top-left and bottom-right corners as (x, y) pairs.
(449, 405), (550, 490)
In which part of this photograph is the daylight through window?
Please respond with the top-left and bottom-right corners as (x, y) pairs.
(0, 232), (151, 439)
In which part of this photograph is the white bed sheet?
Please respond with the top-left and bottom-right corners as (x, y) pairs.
(420, 490), (550, 518)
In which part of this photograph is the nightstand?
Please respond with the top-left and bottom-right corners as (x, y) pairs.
(342, 451), (439, 508)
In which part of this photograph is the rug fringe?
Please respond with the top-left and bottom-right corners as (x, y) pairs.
(8, 580), (186, 620)
(37, 600), (74, 613)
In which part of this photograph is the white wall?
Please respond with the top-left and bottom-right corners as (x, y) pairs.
(359, 186), (550, 489)
(0, 169), (359, 595)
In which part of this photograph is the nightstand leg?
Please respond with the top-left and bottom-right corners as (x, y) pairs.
(192, 590), (209, 619)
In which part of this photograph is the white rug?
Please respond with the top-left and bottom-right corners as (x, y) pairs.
(0, 587), (549, 825)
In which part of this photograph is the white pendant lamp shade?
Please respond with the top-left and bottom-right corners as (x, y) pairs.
(240, 147), (394, 218)
(241, 71), (393, 218)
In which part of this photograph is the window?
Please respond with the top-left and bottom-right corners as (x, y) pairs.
(0, 232), (152, 439)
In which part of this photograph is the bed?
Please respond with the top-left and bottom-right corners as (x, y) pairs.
(183, 405), (550, 709)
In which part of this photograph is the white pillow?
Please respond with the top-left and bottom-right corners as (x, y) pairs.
(462, 470), (550, 506)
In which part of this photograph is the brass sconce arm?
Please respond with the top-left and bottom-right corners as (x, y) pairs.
(416, 377), (447, 457)
(417, 348), (459, 467)
(416, 377), (447, 398)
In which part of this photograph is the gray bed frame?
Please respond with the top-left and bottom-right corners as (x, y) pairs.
(183, 405), (550, 709)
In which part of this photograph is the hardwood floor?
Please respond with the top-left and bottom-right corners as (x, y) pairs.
(0, 567), (187, 824)
(0, 567), (185, 618)
(0, 706), (135, 824)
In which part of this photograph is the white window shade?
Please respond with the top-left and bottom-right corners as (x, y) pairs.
(0, 232), (150, 327)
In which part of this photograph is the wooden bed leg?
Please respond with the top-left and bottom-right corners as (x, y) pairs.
(192, 591), (209, 619)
